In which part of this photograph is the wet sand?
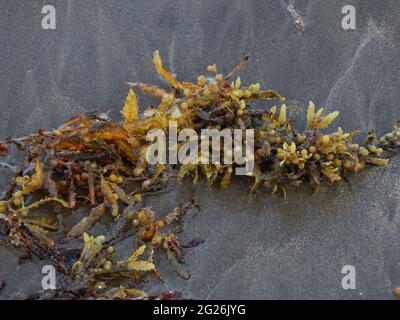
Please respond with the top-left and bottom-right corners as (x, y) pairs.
(1, 0), (400, 299)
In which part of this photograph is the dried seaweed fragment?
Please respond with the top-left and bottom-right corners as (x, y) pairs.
(0, 49), (399, 300)
(287, 3), (305, 32)
(64, 204), (106, 242)
(72, 233), (105, 276)
(18, 157), (44, 196)
(100, 175), (119, 217)
(153, 50), (182, 89)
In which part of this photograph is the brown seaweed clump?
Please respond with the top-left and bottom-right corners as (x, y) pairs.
(0, 51), (399, 299)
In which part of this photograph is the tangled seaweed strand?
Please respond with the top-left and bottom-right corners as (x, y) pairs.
(0, 51), (399, 299)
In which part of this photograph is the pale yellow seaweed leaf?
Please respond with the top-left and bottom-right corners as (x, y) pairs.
(235, 77), (241, 90)
(127, 260), (155, 272)
(315, 107), (324, 118)
(123, 89), (139, 123)
(127, 245), (146, 263)
(306, 101), (315, 127)
(125, 288), (148, 297)
(278, 104), (287, 125)
(319, 111), (339, 128)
